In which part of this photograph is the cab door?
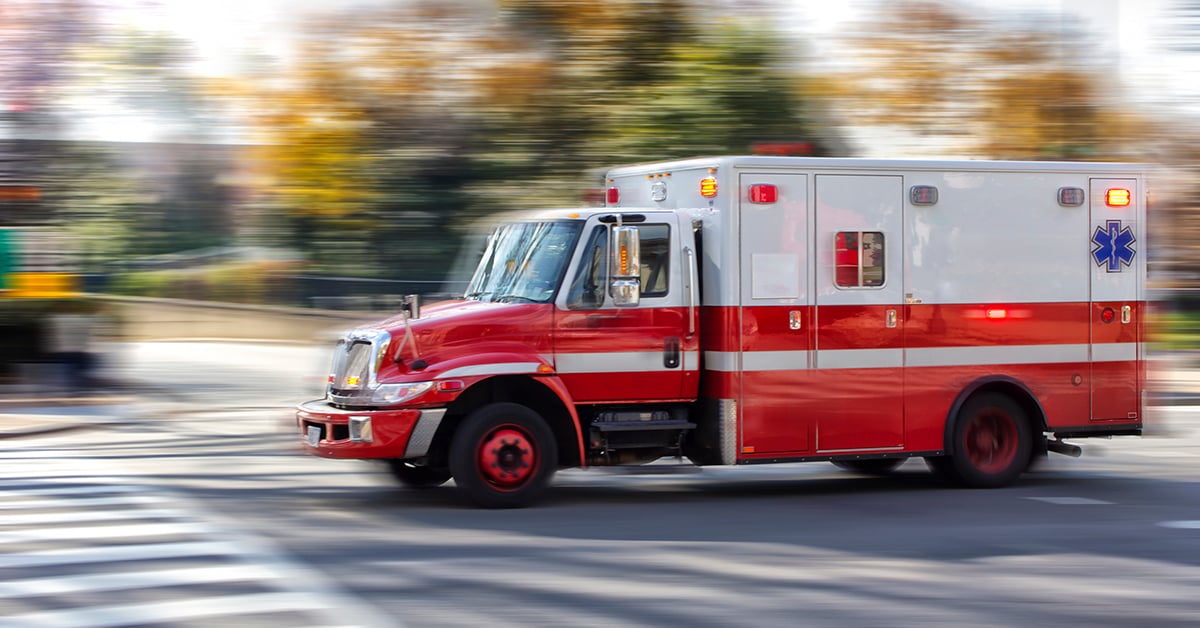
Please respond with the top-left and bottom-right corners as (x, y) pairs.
(813, 175), (905, 451)
(1089, 178), (1140, 421)
(552, 214), (698, 403)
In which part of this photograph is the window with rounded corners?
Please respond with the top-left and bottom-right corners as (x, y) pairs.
(567, 223), (671, 308)
(834, 231), (885, 288)
(637, 224), (670, 298)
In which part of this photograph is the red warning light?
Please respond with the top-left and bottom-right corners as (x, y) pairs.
(985, 308), (1008, 320)
(1105, 188), (1131, 207)
(1101, 307), (1116, 323)
(751, 142), (814, 156)
(606, 187), (619, 205)
(700, 177), (718, 198)
(748, 184), (778, 204)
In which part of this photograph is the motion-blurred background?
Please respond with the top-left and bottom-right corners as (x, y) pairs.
(2, 0), (1198, 371)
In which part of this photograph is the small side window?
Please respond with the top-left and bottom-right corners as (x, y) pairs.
(566, 226), (608, 309)
(834, 231), (885, 288)
(638, 224), (670, 298)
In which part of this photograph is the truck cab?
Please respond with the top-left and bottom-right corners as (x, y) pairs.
(297, 208), (701, 508)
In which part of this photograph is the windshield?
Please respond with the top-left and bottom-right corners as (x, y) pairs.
(465, 220), (583, 303)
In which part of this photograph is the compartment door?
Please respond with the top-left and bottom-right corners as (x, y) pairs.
(813, 175), (904, 452)
(737, 172), (812, 454)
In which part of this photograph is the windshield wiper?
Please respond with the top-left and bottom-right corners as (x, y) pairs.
(464, 291), (492, 300)
(495, 294), (539, 303)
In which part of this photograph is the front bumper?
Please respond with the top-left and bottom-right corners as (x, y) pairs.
(296, 399), (446, 460)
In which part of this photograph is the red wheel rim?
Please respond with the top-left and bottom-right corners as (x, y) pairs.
(476, 424), (538, 490)
(963, 408), (1019, 474)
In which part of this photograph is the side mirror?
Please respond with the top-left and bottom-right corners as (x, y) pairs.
(610, 225), (640, 307)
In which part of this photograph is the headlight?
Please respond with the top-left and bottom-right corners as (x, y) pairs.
(368, 381), (433, 405)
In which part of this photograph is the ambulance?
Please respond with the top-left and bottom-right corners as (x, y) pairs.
(296, 156), (1148, 508)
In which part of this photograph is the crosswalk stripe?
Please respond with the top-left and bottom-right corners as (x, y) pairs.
(0, 565), (283, 598)
(0, 521), (212, 544)
(0, 540), (240, 569)
(0, 592), (331, 628)
(0, 494), (165, 509)
(0, 507), (188, 526)
(0, 481), (143, 495)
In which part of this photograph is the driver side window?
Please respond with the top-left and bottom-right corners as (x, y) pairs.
(566, 226), (608, 310)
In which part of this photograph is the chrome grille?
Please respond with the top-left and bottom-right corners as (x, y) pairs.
(327, 329), (390, 405)
(332, 341), (372, 391)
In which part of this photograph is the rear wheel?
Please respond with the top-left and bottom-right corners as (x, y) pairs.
(831, 459), (905, 475)
(449, 402), (558, 508)
(942, 392), (1033, 488)
(385, 460), (451, 489)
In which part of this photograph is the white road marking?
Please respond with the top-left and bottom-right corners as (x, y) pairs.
(0, 507), (188, 526)
(0, 592), (333, 628)
(0, 494), (165, 509)
(0, 449), (398, 628)
(1159, 520), (1200, 529)
(0, 521), (212, 544)
(0, 541), (241, 569)
(0, 480), (143, 493)
(0, 565), (283, 598)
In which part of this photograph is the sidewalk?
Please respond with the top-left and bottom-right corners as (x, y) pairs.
(0, 340), (323, 439)
(0, 385), (143, 439)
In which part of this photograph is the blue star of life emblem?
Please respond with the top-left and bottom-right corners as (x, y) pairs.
(1091, 220), (1136, 272)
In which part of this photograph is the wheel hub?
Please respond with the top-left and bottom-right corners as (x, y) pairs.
(965, 412), (1018, 473)
(478, 426), (537, 488)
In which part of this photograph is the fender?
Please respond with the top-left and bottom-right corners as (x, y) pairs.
(530, 373), (587, 469)
(941, 375), (1047, 455)
(430, 352), (587, 469)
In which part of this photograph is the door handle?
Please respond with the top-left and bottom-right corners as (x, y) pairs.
(664, 337), (681, 369)
(886, 309), (898, 328)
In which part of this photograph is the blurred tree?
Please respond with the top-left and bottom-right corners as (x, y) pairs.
(820, 0), (1148, 160)
(244, 0), (832, 282)
(51, 28), (235, 259)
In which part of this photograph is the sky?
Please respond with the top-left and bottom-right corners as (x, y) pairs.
(82, 0), (1197, 148)
(101, 0), (1177, 79)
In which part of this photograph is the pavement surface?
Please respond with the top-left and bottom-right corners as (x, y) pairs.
(0, 389), (144, 438)
(2, 351), (1199, 439)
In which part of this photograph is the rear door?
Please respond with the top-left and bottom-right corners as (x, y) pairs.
(1089, 178), (1140, 421)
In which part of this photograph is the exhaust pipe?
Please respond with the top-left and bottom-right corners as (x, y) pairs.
(1046, 439), (1082, 458)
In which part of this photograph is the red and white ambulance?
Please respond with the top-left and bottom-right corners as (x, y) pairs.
(296, 156), (1148, 507)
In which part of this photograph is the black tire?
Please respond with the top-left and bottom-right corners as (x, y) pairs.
(831, 458), (905, 475)
(943, 392), (1033, 488)
(923, 455), (957, 484)
(385, 460), (451, 489)
(449, 402), (558, 508)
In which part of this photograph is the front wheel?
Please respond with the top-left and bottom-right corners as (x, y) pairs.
(942, 392), (1033, 488)
(449, 403), (558, 508)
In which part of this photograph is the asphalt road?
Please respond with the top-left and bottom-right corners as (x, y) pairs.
(1, 341), (1197, 627)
